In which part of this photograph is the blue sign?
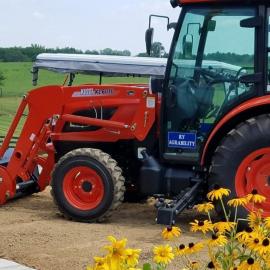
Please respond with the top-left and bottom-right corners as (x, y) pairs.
(168, 132), (197, 149)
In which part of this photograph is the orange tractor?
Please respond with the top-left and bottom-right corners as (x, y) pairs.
(0, 0), (270, 225)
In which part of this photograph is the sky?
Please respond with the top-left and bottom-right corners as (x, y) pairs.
(0, 0), (180, 55)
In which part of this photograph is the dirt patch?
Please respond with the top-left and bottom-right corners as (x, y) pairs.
(0, 188), (207, 270)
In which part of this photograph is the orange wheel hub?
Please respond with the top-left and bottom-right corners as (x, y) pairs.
(63, 166), (104, 210)
(235, 148), (270, 216)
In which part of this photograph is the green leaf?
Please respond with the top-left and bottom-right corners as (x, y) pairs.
(143, 263), (152, 270)
(156, 264), (165, 270)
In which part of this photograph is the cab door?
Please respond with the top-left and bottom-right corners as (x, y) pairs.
(161, 6), (257, 164)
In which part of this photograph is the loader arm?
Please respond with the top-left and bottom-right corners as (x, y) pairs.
(0, 84), (156, 205)
(0, 86), (65, 203)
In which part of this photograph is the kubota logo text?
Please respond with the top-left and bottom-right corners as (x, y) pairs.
(72, 88), (114, 97)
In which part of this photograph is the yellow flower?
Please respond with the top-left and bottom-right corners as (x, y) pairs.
(185, 242), (204, 254)
(264, 217), (270, 229)
(190, 220), (213, 234)
(213, 221), (236, 235)
(246, 234), (262, 251)
(161, 226), (181, 240)
(207, 261), (221, 269)
(104, 236), (127, 268)
(227, 197), (248, 207)
(88, 257), (110, 270)
(247, 212), (262, 229)
(207, 186), (230, 201)
(207, 234), (228, 247)
(256, 237), (270, 255)
(125, 249), (141, 267)
(238, 257), (261, 270)
(246, 189), (266, 204)
(153, 244), (174, 265)
(174, 244), (188, 256)
(236, 227), (253, 243)
(194, 202), (214, 213)
(188, 261), (200, 270)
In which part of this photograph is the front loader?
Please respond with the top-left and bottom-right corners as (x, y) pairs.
(1, 0), (270, 225)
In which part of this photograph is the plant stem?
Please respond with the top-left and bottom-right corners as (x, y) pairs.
(220, 198), (229, 222)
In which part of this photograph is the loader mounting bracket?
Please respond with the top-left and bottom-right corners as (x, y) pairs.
(155, 178), (204, 225)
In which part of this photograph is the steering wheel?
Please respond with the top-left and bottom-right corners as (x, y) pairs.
(195, 67), (224, 84)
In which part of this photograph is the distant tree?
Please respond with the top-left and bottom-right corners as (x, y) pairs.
(151, 42), (165, 58)
(100, 48), (131, 56)
(100, 48), (114, 55)
(122, 50), (131, 56)
(137, 52), (149, 57)
(137, 42), (166, 58)
(85, 50), (99, 55)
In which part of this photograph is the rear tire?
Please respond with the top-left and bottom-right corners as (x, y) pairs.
(208, 114), (270, 220)
(51, 148), (125, 222)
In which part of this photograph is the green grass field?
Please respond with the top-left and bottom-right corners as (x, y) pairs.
(0, 62), (147, 136)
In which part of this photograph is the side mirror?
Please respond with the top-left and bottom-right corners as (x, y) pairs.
(145, 28), (154, 56)
(183, 34), (193, 59)
(208, 20), (216, 32)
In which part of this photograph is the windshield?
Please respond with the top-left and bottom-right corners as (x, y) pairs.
(170, 7), (255, 81)
(164, 6), (256, 162)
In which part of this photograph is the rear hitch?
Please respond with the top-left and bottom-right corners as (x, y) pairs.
(155, 178), (204, 226)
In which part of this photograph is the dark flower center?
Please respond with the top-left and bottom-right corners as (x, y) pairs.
(179, 244), (185, 250)
(212, 234), (218, 240)
(189, 243), (194, 248)
(263, 238), (270, 246)
(251, 189), (258, 195)
(254, 238), (259, 244)
(213, 184), (220, 190)
(207, 261), (215, 269)
(198, 221), (204, 226)
(247, 258), (254, 265)
(167, 227), (172, 232)
(245, 227), (253, 233)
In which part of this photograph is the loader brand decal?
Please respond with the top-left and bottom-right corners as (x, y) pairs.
(72, 88), (114, 97)
(168, 132), (197, 149)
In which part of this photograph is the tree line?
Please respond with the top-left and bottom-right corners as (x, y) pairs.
(0, 44), (132, 62)
(0, 42), (169, 62)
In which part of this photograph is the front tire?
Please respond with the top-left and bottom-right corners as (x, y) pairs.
(208, 114), (270, 219)
(51, 148), (125, 222)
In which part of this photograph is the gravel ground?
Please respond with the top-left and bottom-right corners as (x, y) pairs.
(0, 188), (208, 270)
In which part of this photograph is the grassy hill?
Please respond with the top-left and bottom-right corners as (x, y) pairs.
(0, 62), (147, 137)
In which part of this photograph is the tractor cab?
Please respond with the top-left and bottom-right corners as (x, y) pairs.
(147, 0), (268, 165)
(143, 0), (270, 225)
